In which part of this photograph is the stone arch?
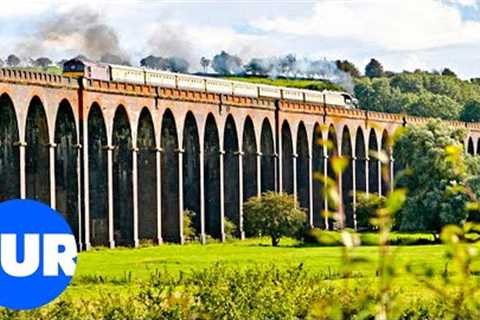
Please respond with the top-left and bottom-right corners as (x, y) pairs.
(88, 104), (108, 246)
(26, 96), (50, 204)
(355, 127), (367, 195)
(54, 99), (79, 241)
(183, 111), (201, 235)
(341, 126), (354, 228)
(242, 116), (257, 201)
(112, 105), (134, 246)
(204, 113), (221, 239)
(161, 109), (181, 242)
(260, 118), (275, 192)
(224, 115), (240, 235)
(137, 108), (157, 242)
(368, 129), (379, 194)
(467, 137), (475, 156)
(381, 130), (390, 195)
(0, 93), (20, 201)
(297, 122), (309, 211)
(312, 123), (325, 228)
(281, 120), (294, 194)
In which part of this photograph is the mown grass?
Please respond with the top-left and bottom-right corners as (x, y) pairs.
(64, 235), (464, 300)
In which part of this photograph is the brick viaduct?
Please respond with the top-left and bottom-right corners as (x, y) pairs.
(0, 69), (479, 250)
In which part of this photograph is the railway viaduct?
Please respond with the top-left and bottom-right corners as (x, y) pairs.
(0, 69), (479, 250)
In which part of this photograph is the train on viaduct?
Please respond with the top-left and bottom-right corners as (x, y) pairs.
(0, 68), (479, 250)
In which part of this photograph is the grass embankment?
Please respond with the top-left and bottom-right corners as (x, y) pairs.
(225, 75), (344, 92)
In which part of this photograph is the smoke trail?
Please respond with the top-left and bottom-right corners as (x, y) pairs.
(15, 7), (130, 63)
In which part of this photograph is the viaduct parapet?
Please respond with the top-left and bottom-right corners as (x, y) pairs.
(0, 69), (478, 249)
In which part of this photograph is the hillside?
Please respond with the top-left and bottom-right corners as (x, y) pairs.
(224, 75), (344, 92)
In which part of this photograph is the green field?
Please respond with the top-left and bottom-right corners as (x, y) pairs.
(65, 237), (452, 299)
(225, 75), (343, 92)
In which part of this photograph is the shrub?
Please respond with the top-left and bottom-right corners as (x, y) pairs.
(243, 192), (306, 246)
(183, 210), (196, 241)
(356, 192), (385, 231)
(224, 217), (237, 240)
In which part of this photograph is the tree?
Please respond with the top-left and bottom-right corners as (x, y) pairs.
(405, 92), (461, 120)
(200, 57), (211, 73)
(394, 120), (472, 235)
(211, 50), (243, 75)
(442, 68), (457, 78)
(365, 58), (384, 78)
(335, 60), (360, 77)
(140, 55), (169, 70)
(244, 58), (271, 75)
(33, 57), (52, 68)
(460, 99), (480, 122)
(243, 192), (306, 246)
(166, 57), (189, 73)
(6, 54), (20, 67)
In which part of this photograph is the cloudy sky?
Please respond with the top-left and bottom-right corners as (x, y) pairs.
(2, 0), (480, 78)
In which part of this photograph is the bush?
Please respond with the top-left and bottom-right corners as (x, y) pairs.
(356, 193), (385, 231)
(224, 218), (237, 240)
(183, 210), (196, 241)
(243, 192), (306, 246)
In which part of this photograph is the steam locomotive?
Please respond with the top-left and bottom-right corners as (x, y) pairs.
(63, 58), (356, 108)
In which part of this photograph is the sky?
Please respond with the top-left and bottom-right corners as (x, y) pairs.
(2, 0), (480, 78)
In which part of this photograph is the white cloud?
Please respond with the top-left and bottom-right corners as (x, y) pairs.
(254, 0), (480, 52)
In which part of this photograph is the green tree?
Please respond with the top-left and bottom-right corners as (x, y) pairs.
(405, 92), (461, 120)
(460, 99), (480, 122)
(442, 68), (457, 78)
(243, 192), (306, 246)
(394, 120), (472, 235)
(365, 58), (384, 78)
(335, 59), (360, 77)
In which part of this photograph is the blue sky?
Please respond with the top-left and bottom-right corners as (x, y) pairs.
(2, 0), (480, 78)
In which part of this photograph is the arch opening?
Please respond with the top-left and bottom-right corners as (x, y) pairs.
(137, 108), (158, 242)
(112, 106), (134, 246)
(204, 114), (221, 239)
(326, 125), (338, 215)
(88, 104), (108, 246)
(368, 129), (379, 195)
(161, 110), (180, 242)
(26, 96), (50, 204)
(54, 100), (79, 241)
(0, 94), (20, 201)
(468, 137), (475, 156)
(297, 122), (309, 212)
(312, 124), (325, 228)
(260, 119), (275, 192)
(381, 130), (391, 196)
(281, 121), (294, 194)
(242, 117), (257, 202)
(183, 112), (201, 235)
(224, 115), (240, 236)
(341, 127), (354, 228)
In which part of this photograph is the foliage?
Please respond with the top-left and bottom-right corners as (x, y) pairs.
(394, 120), (472, 233)
(140, 55), (190, 73)
(200, 56), (210, 72)
(223, 217), (237, 240)
(211, 50), (243, 75)
(461, 99), (480, 122)
(6, 54), (20, 67)
(32, 57), (52, 68)
(336, 59), (360, 77)
(354, 70), (480, 121)
(182, 210), (196, 241)
(441, 67), (457, 77)
(243, 192), (306, 246)
(365, 58), (384, 78)
(356, 192), (385, 230)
